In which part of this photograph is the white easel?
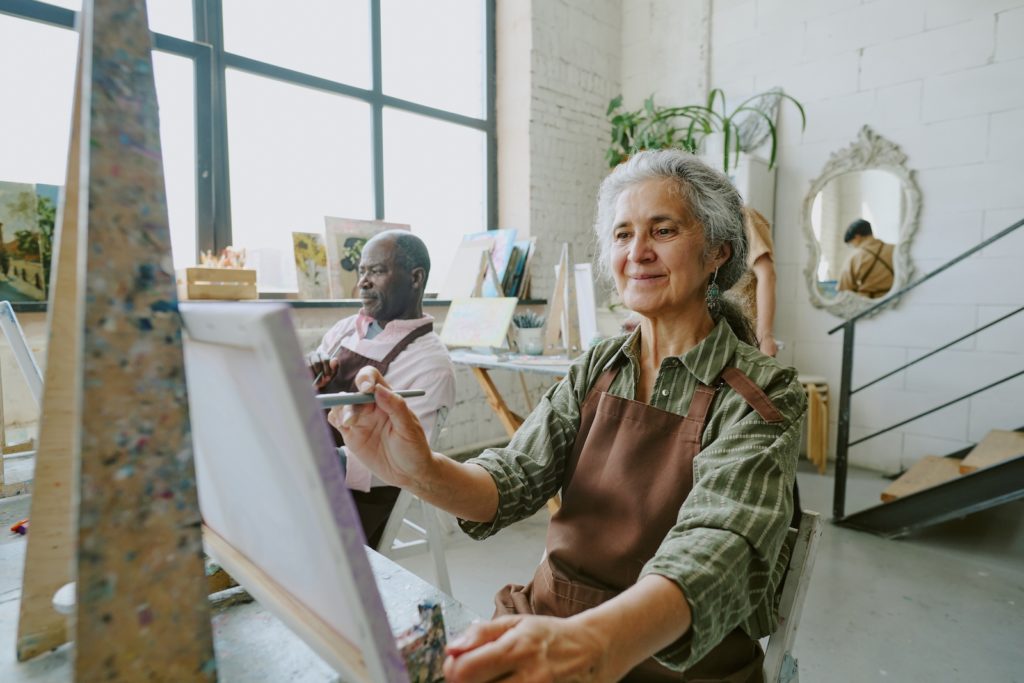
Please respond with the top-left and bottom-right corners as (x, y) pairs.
(0, 301), (43, 497)
(543, 244), (582, 357)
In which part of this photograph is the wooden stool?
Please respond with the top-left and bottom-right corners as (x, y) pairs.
(798, 375), (829, 474)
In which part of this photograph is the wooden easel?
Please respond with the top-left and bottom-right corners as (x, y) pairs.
(0, 301), (41, 497)
(17, 1), (214, 678)
(543, 244), (582, 357)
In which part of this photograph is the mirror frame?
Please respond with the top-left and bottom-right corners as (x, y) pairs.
(801, 125), (922, 319)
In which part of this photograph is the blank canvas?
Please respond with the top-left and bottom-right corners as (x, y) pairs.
(180, 302), (409, 683)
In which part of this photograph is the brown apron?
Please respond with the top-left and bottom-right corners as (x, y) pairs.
(494, 361), (786, 682)
(319, 320), (433, 548)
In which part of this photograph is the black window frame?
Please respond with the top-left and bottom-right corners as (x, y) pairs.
(0, 0), (497, 266)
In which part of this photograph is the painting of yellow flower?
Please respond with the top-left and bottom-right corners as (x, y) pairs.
(292, 231), (329, 299)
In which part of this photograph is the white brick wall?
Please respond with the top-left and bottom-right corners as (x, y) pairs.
(512, 0), (1023, 474)
(703, 0), (1024, 473)
(526, 0), (622, 298)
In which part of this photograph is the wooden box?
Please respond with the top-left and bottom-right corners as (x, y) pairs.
(177, 267), (257, 301)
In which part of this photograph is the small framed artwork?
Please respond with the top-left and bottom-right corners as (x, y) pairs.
(0, 181), (59, 303)
(323, 217), (409, 299)
(292, 232), (330, 299)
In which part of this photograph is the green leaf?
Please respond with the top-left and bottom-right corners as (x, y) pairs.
(607, 95), (623, 116)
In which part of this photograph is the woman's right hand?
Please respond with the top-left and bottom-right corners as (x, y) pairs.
(327, 366), (435, 489)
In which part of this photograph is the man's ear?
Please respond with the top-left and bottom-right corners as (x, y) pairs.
(409, 267), (426, 290)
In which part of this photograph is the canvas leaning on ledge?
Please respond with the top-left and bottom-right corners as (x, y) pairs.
(440, 297), (518, 348)
(0, 181), (59, 303)
(292, 231), (330, 299)
(324, 217), (409, 299)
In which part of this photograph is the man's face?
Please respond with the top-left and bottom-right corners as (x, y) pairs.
(356, 237), (416, 324)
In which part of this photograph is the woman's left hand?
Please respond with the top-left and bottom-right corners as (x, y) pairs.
(443, 615), (618, 683)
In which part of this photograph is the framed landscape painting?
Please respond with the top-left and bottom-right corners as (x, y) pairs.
(0, 182), (58, 303)
(323, 217), (410, 299)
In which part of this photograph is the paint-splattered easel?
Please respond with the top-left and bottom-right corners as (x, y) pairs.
(16, 0), (215, 679)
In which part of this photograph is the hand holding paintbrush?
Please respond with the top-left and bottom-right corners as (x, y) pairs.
(308, 335), (345, 390)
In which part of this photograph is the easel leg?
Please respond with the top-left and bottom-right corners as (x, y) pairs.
(471, 367), (524, 437)
(16, 33), (85, 660)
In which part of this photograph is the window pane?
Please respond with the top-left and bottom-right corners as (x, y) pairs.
(147, 0), (193, 40)
(153, 52), (196, 269)
(381, 0), (484, 118)
(223, 0), (370, 88)
(36, 0), (79, 9)
(0, 16), (77, 185)
(226, 70), (374, 292)
(383, 109), (486, 293)
(31, 0), (188, 37)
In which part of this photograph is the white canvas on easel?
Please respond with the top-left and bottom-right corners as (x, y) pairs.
(573, 263), (598, 349)
(438, 238), (492, 300)
(180, 302), (408, 683)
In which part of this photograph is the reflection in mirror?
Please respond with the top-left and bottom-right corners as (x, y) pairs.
(802, 126), (921, 319)
(811, 170), (903, 298)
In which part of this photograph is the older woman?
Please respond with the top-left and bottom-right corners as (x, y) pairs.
(331, 149), (806, 683)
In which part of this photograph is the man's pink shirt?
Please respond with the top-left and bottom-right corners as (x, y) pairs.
(317, 312), (456, 491)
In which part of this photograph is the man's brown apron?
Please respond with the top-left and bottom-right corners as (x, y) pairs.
(494, 361), (787, 682)
(320, 320), (433, 548)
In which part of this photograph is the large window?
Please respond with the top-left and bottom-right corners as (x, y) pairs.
(0, 0), (495, 293)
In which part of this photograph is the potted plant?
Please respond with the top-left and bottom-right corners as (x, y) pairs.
(512, 311), (546, 355)
(605, 88), (806, 174)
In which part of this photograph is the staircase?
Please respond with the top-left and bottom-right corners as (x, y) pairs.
(829, 218), (1024, 537)
(841, 429), (1024, 538)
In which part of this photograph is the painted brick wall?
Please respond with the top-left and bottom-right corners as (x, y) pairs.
(704, 0), (1024, 473)
(528, 0), (1024, 475)
(526, 0), (622, 299)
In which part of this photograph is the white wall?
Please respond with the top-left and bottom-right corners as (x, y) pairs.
(524, 0), (623, 299)
(705, 0), (1024, 473)
(518, 0), (1024, 474)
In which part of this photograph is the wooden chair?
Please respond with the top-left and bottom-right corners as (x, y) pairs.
(762, 510), (823, 683)
(377, 409), (453, 595)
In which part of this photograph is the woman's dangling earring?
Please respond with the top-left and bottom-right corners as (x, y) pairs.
(706, 268), (721, 316)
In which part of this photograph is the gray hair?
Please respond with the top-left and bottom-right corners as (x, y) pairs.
(593, 149), (747, 292)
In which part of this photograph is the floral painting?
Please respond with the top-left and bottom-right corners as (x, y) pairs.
(0, 182), (58, 303)
(292, 232), (330, 299)
(323, 217), (410, 299)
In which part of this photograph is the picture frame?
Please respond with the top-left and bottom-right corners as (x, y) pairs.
(292, 231), (330, 299)
(0, 181), (58, 303)
(323, 217), (409, 299)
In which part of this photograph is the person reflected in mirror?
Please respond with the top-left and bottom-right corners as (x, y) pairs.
(330, 150), (806, 682)
(837, 218), (894, 299)
(728, 207), (778, 356)
(308, 230), (455, 550)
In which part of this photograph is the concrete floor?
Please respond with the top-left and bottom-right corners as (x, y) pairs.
(2, 461), (1022, 682)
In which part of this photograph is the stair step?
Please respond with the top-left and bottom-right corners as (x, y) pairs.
(881, 456), (962, 503)
(959, 430), (1024, 474)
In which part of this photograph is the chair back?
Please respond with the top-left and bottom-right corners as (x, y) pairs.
(377, 408), (453, 594)
(762, 510), (823, 682)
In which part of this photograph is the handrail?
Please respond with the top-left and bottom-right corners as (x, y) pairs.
(848, 369), (1024, 447)
(829, 217), (1024, 334)
(832, 216), (1024, 520)
(852, 304), (1024, 395)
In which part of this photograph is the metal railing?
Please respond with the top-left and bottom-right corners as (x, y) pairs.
(829, 217), (1024, 520)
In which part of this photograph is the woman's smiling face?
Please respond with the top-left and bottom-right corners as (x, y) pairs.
(610, 178), (720, 320)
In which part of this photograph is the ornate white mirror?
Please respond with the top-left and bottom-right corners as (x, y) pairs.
(802, 126), (922, 318)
